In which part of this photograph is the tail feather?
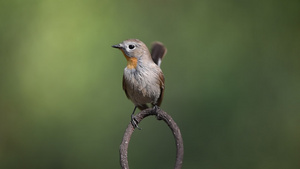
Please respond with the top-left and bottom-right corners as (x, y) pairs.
(151, 42), (167, 67)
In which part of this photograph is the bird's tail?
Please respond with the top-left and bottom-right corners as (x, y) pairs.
(151, 42), (167, 67)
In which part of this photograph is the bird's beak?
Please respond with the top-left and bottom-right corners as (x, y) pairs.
(112, 44), (122, 49)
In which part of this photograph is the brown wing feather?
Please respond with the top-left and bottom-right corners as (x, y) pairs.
(122, 75), (130, 99)
(156, 72), (165, 107)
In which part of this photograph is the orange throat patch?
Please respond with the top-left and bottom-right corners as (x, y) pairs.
(121, 50), (137, 69)
(126, 57), (137, 69)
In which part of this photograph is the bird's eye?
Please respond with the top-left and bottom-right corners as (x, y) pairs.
(129, 44), (135, 49)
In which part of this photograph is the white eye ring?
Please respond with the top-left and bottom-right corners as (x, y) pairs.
(128, 44), (135, 49)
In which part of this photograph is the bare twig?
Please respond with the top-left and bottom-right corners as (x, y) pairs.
(120, 108), (184, 169)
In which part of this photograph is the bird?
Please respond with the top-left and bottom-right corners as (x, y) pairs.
(112, 39), (167, 128)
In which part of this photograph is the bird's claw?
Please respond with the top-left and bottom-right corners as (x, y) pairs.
(153, 105), (159, 113)
(131, 114), (141, 130)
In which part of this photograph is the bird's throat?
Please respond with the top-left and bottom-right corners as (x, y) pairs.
(121, 50), (137, 69)
(126, 57), (137, 69)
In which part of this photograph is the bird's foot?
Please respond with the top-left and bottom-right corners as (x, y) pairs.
(152, 105), (160, 113)
(153, 105), (162, 120)
(131, 114), (141, 130)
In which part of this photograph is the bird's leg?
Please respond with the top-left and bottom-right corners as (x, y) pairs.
(153, 105), (159, 113)
(153, 105), (162, 120)
(131, 106), (141, 130)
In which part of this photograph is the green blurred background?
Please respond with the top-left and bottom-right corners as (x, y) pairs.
(0, 0), (299, 168)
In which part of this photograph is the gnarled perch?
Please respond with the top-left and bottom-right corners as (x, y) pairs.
(119, 108), (184, 169)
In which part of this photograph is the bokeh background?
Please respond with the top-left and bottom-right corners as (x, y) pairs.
(1, 0), (299, 169)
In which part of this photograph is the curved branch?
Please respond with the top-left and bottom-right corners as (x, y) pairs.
(119, 108), (184, 169)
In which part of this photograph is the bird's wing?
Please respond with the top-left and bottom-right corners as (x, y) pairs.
(156, 72), (165, 107)
(122, 74), (130, 99)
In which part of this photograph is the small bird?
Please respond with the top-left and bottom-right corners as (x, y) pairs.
(112, 39), (167, 128)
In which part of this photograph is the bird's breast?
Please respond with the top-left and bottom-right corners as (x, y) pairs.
(123, 67), (161, 102)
